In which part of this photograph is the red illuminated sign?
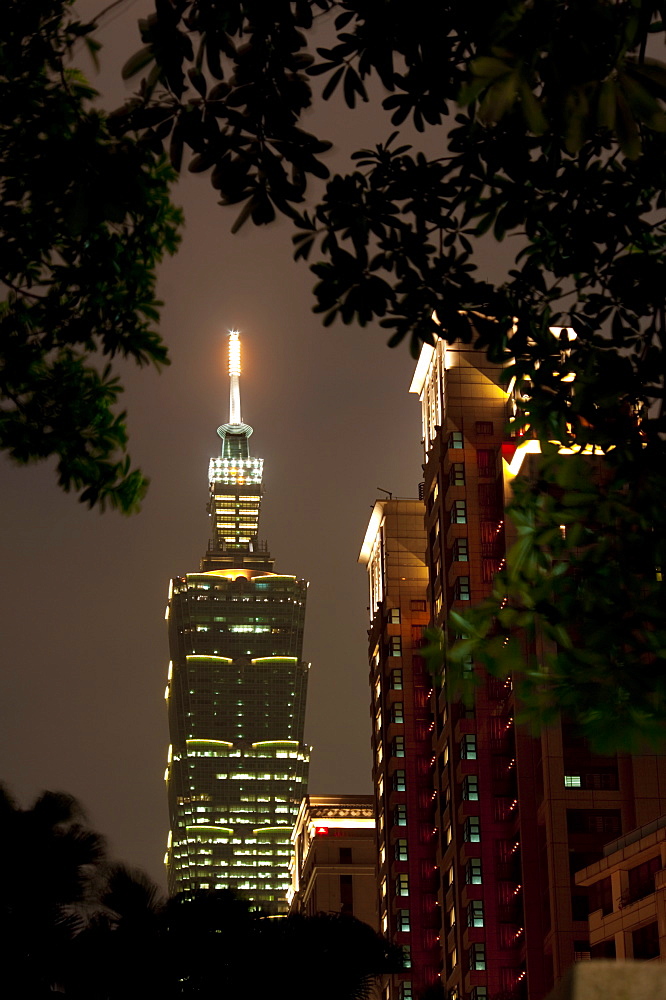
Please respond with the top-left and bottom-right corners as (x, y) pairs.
(315, 826), (329, 835)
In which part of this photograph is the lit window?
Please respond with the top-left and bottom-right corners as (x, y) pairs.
(471, 988), (488, 1000)
(390, 669), (404, 690)
(469, 943), (486, 971)
(399, 982), (412, 1000)
(393, 736), (405, 758)
(451, 500), (467, 525)
(466, 858), (482, 884)
(388, 608), (401, 624)
(467, 900), (484, 927)
(393, 769), (406, 792)
(395, 839), (408, 861)
(450, 463), (465, 487)
(395, 804), (407, 827)
(453, 537), (469, 562)
(392, 703), (404, 724)
(397, 910), (410, 932)
(389, 636), (402, 656)
(463, 816), (481, 843)
(396, 873), (409, 896)
(460, 734), (477, 760)
(402, 945), (412, 969)
(454, 576), (471, 601)
(462, 775), (479, 801)
(565, 775), (582, 788)
(449, 431), (464, 449)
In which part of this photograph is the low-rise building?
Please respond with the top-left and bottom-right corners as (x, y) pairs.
(288, 794), (378, 929)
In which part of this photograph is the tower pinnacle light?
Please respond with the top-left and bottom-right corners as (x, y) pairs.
(228, 330), (242, 425)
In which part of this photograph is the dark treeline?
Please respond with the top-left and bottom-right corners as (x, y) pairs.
(1, 786), (400, 999)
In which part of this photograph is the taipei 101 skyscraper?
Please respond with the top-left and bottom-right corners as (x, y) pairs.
(164, 332), (310, 913)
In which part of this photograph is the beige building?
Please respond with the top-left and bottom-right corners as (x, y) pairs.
(288, 794), (379, 929)
(575, 816), (666, 961)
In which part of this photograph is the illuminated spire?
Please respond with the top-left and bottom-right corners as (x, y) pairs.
(228, 329), (242, 425)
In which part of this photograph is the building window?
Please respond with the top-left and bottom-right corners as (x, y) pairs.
(469, 943), (486, 971)
(567, 809), (621, 836)
(397, 910), (410, 932)
(339, 847), (352, 864)
(453, 537), (469, 562)
(399, 982), (412, 1000)
(627, 855), (662, 904)
(471, 989), (488, 1000)
(466, 858), (482, 884)
(390, 669), (403, 690)
(450, 463), (465, 486)
(388, 608), (401, 624)
(476, 448), (495, 476)
(395, 839), (408, 861)
(449, 431), (464, 449)
(389, 636), (402, 656)
(462, 775), (479, 800)
(467, 900), (484, 927)
(460, 734), (477, 760)
(475, 421), (493, 435)
(451, 500), (467, 524)
(574, 941), (591, 962)
(340, 873), (353, 914)
(393, 769), (407, 792)
(410, 600), (427, 611)
(463, 817), (481, 843)
(589, 875), (612, 916)
(392, 736), (405, 758)
(632, 922), (660, 960)
(392, 703), (405, 724)
(564, 775), (581, 787)
(454, 576), (471, 601)
(396, 873), (409, 896)
(395, 804), (407, 826)
(402, 945), (412, 969)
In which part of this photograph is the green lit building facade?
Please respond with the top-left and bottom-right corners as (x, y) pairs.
(165, 332), (310, 912)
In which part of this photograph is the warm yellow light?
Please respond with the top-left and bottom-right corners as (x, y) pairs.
(228, 330), (241, 376)
(187, 738), (234, 747)
(504, 439), (606, 477)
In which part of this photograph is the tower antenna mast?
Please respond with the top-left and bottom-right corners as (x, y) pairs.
(229, 329), (242, 425)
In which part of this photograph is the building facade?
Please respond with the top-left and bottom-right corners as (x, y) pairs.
(288, 794), (379, 928)
(165, 332), (310, 912)
(404, 337), (666, 1000)
(359, 499), (441, 1000)
(575, 816), (666, 962)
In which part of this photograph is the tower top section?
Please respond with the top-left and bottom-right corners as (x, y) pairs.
(205, 329), (271, 571)
(216, 330), (254, 453)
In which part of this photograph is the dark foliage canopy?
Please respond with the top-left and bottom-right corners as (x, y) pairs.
(0, 783), (400, 999)
(0, 1), (182, 512)
(115, 0), (666, 746)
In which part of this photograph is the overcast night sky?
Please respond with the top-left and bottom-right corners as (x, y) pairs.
(0, 0), (434, 887)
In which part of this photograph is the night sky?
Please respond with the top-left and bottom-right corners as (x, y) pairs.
(0, 1), (426, 886)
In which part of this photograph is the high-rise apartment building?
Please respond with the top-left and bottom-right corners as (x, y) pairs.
(164, 332), (310, 912)
(409, 338), (666, 1000)
(359, 499), (441, 1000)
